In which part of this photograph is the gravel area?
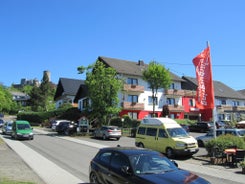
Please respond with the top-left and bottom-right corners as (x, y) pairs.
(0, 139), (46, 184)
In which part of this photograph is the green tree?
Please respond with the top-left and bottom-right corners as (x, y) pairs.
(142, 61), (172, 116)
(78, 60), (122, 126)
(0, 85), (17, 113)
(29, 73), (55, 112)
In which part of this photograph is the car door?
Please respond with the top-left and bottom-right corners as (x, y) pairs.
(109, 152), (133, 184)
(156, 128), (170, 153)
(144, 127), (158, 150)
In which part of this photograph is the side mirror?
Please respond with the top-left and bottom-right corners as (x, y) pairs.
(121, 166), (132, 175)
(171, 160), (178, 167)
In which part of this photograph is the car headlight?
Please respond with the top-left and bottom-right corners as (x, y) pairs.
(29, 132), (34, 135)
(17, 133), (22, 135)
(176, 142), (186, 148)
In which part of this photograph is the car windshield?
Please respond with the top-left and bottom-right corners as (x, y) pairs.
(167, 128), (189, 137)
(17, 124), (31, 130)
(129, 153), (177, 175)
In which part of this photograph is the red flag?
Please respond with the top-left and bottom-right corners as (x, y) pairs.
(192, 46), (214, 109)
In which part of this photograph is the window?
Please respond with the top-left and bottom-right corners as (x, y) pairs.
(148, 96), (158, 105)
(221, 99), (226, 105)
(98, 152), (112, 165)
(82, 98), (89, 108)
(158, 129), (168, 138)
(232, 101), (239, 106)
(167, 98), (175, 105)
(146, 128), (157, 136)
(137, 127), (146, 135)
(127, 78), (138, 85)
(128, 112), (138, 119)
(189, 99), (194, 106)
(170, 83), (175, 89)
(110, 153), (129, 171)
(128, 95), (138, 103)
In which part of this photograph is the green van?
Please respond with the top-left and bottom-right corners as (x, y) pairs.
(135, 117), (199, 158)
(11, 120), (34, 140)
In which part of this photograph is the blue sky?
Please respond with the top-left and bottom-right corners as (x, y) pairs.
(1, 0), (245, 90)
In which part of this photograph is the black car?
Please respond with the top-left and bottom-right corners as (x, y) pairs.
(55, 121), (77, 135)
(188, 122), (212, 133)
(89, 146), (210, 184)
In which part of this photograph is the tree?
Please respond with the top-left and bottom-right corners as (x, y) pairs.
(0, 85), (17, 113)
(78, 60), (122, 126)
(29, 73), (55, 111)
(142, 61), (172, 116)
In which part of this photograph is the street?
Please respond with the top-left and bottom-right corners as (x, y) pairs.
(8, 129), (242, 184)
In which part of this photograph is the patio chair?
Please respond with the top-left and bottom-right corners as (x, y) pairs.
(233, 149), (245, 167)
(212, 147), (226, 165)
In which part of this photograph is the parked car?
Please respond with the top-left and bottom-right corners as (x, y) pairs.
(180, 124), (190, 132)
(93, 126), (121, 140)
(89, 146), (210, 184)
(11, 120), (34, 140)
(236, 121), (245, 129)
(2, 121), (13, 135)
(0, 119), (4, 128)
(196, 128), (245, 147)
(55, 121), (77, 135)
(188, 122), (213, 133)
(51, 119), (70, 131)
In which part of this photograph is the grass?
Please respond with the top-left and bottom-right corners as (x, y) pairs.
(0, 178), (35, 184)
(0, 137), (4, 145)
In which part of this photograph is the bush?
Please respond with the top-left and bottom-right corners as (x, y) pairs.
(205, 134), (245, 156)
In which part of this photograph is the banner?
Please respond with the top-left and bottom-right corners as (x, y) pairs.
(192, 46), (214, 109)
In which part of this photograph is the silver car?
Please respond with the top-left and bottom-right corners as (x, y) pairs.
(93, 126), (121, 140)
(2, 121), (13, 135)
(196, 128), (245, 147)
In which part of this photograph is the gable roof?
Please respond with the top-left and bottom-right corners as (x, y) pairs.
(98, 56), (184, 82)
(182, 76), (245, 100)
(54, 78), (85, 100)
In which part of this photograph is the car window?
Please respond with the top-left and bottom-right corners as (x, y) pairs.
(167, 128), (188, 137)
(110, 153), (130, 171)
(98, 152), (112, 165)
(216, 130), (223, 136)
(158, 129), (168, 138)
(237, 130), (245, 136)
(130, 153), (177, 174)
(17, 124), (31, 130)
(137, 127), (146, 135)
(146, 128), (157, 136)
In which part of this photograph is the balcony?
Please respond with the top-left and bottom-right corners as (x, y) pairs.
(167, 104), (185, 112)
(216, 105), (233, 112)
(233, 106), (245, 111)
(121, 101), (144, 110)
(123, 84), (144, 93)
(165, 89), (196, 97)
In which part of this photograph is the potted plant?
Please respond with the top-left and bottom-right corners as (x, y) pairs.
(239, 160), (245, 174)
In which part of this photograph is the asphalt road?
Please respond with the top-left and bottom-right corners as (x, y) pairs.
(18, 130), (243, 184)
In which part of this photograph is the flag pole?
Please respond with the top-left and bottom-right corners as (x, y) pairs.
(207, 41), (216, 139)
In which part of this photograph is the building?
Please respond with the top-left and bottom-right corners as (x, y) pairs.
(182, 76), (245, 122)
(54, 78), (85, 108)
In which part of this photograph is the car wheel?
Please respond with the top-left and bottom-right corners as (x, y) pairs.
(197, 140), (204, 147)
(90, 171), (99, 184)
(64, 129), (69, 136)
(116, 137), (120, 141)
(138, 143), (144, 148)
(102, 134), (107, 140)
(166, 148), (174, 158)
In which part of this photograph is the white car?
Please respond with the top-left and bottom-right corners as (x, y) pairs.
(51, 119), (71, 131)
